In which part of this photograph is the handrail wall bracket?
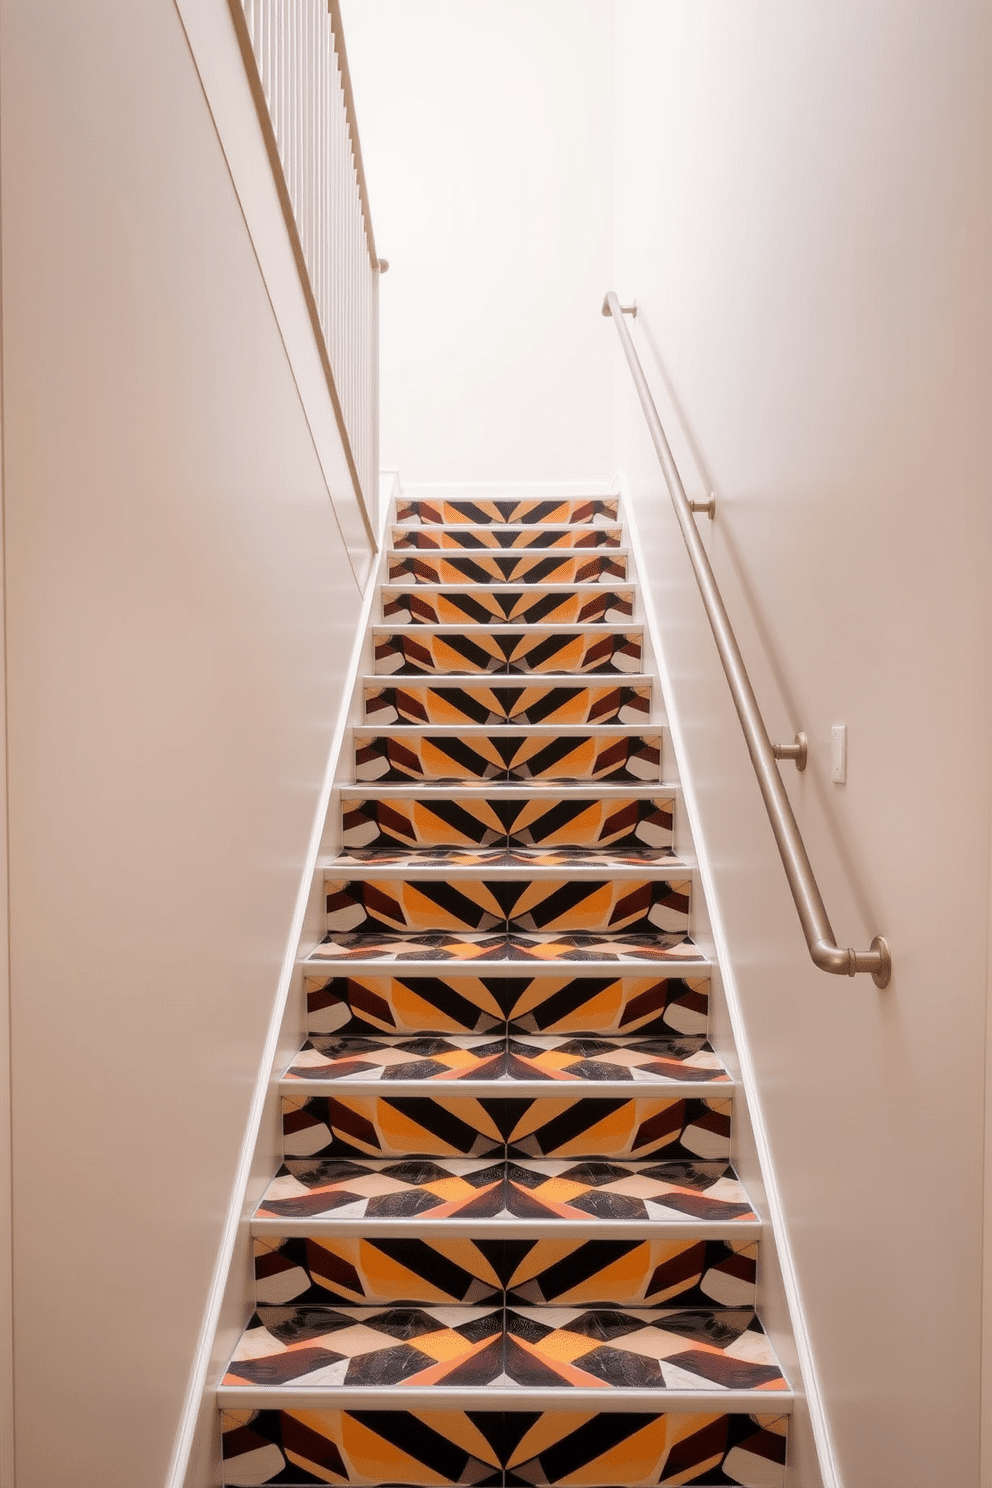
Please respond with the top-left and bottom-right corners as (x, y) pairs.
(603, 289), (890, 989)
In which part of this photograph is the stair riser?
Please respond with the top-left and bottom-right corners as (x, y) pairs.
(382, 586), (635, 626)
(388, 552), (627, 585)
(354, 730), (663, 783)
(282, 1093), (732, 1162)
(305, 972), (709, 1038)
(364, 681), (650, 727)
(253, 1234), (758, 1309)
(373, 629), (642, 676)
(220, 1405), (787, 1486)
(396, 495), (620, 525)
(324, 877), (691, 937)
(391, 525), (623, 550)
(341, 795), (674, 851)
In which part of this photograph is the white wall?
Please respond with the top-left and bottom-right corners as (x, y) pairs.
(613, 4), (992, 1484)
(0, 1), (369, 1482)
(341, 0), (615, 483)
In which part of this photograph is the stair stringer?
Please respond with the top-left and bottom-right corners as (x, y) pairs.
(168, 475), (398, 1488)
(616, 464), (836, 1488)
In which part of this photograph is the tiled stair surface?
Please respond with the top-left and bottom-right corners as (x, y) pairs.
(219, 495), (791, 1486)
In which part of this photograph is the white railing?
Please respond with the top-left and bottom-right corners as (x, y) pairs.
(233, 0), (382, 539)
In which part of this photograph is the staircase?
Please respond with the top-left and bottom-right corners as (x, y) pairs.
(218, 490), (792, 1486)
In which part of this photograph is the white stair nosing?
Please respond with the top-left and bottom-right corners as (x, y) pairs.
(302, 955), (711, 978)
(216, 1383), (795, 1414)
(372, 623), (643, 637)
(362, 673), (653, 687)
(387, 547), (631, 559)
(278, 1076), (729, 1100)
(322, 857), (696, 874)
(382, 582), (636, 594)
(354, 723), (664, 736)
(338, 782), (678, 799)
(250, 1215), (762, 1242)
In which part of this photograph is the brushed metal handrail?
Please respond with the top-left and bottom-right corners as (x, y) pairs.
(603, 290), (890, 987)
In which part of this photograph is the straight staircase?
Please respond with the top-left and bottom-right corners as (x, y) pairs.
(218, 490), (792, 1486)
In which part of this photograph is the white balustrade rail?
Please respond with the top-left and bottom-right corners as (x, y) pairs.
(233, 0), (382, 540)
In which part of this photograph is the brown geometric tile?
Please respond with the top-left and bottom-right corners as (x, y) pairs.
(503, 1096), (732, 1160)
(285, 1035), (507, 1083)
(282, 1093), (507, 1160)
(504, 1035), (726, 1083)
(503, 1305), (788, 1392)
(253, 1233), (507, 1307)
(224, 1305), (505, 1389)
(387, 551), (628, 587)
(381, 585), (635, 626)
(505, 1159), (756, 1222)
(323, 875), (690, 937)
(308, 930), (703, 966)
(395, 495), (620, 526)
(372, 628), (642, 677)
(353, 729), (663, 783)
(305, 973), (507, 1036)
(255, 1156), (507, 1222)
(363, 679), (650, 728)
(340, 794), (674, 853)
(220, 1406), (506, 1486)
(390, 524), (623, 550)
(503, 1237), (758, 1309)
(504, 973), (710, 1036)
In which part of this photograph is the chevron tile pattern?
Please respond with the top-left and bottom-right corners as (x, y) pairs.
(219, 491), (790, 1484)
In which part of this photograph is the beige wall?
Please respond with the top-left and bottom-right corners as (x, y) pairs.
(341, 0), (615, 484)
(613, 4), (992, 1483)
(0, 1), (368, 1483)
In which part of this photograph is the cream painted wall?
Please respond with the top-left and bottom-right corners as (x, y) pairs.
(340, 0), (615, 483)
(613, 4), (992, 1484)
(0, 1), (368, 1483)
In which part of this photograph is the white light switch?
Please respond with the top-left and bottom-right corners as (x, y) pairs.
(831, 724), (847, 784)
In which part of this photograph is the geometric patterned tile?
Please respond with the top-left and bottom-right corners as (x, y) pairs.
(303, 972), (709, 1039)
(381, 586), (636, 627)
(253, 1233), (507, 1307)
(505, 1159), (756, 1222)
(308, 930), (703, 965)
(504, 974), (710, 1036)
(503, 1098), (732, 1161)
(390, 524), (623, 550)
(305, 973), (508, 1036)
(363, 680), (650, 727)
(387, 551), (628, 587)
(220, 1406), (507, 1486)
(282, 1034), (724, 1085)
(282, 1094), (508, 1160)
(396, 495), (621, 526)
(503, 1036), (727, 1083)
(372, 628), (642, 677)
(284, 1035), (507, 1083)
(502, 1306), (788, 1392)
(282, 1094), (731, 1162)
(503, 1237), (758, 1309)
(223, 1305), (505, 1389)
(323, 875), (691, 936)
(256, 1157), (506, 1222)
(340, 795), (674, 852)
(253, 1234), (758, 1311)
(353, 729), (663, 783)
(219, 1406), (787, 1485)
(501, 1410), (788, 1486)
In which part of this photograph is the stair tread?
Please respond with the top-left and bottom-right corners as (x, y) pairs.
(307, 929), (704, 966)
(282, 1033), (726, 1088)
(221, 1302), (789, 1397)
(253, 1154), (757, 1226)
(324, 847), (685, 872)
